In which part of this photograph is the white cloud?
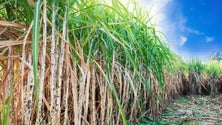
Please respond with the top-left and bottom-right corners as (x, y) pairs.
(179, 35), (187, 46)
(205, 36), (214, 42)
(178, 16), (203, 35)
(186, 28), (203, 35)
(138, 0), (202, 49)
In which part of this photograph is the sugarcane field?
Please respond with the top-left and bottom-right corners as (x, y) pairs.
(0, 0), (222, 124)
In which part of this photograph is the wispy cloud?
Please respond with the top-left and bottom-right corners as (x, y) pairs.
(178, 16), (203, 35)
(138, 0), (202, 49)
(137, 0), (215, 61)
(186, 28), (203, 35)
(179, 35), (187, 46)
(205, 36), (214, 42)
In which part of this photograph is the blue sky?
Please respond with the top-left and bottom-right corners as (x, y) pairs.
(139, 0), (222, 61)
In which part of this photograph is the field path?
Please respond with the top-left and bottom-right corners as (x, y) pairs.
(160, 95), (222, 125)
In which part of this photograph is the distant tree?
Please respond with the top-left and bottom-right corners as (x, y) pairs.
(210, 51), (222, 62)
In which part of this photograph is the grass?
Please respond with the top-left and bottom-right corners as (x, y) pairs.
(205, 61), (222, 78)
(186, 59), (222, 78)
(187, 59), (205, 75)
(0, 0), (221, 125)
